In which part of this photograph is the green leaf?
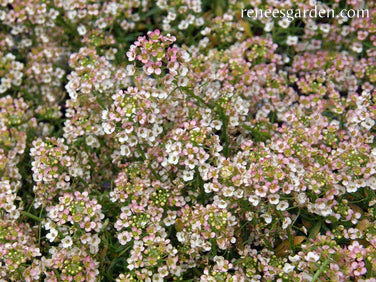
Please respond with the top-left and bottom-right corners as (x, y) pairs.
(308, 221), (321, 240)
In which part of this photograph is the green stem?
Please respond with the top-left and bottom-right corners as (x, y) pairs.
(118, 244), (132, 257)
(22, 211), (42, 222)
(292, 209), (301, 225)
(180, 86), (214, 110)
(311, 257), (330, 282)
(287, 227), (294, 252)
(38, 207), (44, 245)
(26, 198), (35, 213)
(219, 109), (229, 158)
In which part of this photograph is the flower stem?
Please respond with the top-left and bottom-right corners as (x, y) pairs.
(311, 257), (330, 282)
(21, 211), (42, 222)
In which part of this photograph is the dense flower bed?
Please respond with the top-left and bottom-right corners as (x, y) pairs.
(1, 0), (376, 281)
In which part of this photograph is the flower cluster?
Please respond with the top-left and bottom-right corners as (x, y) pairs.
(0, 220), (41, 281)
(126, 29), (190, 77)
(30, 138), (73, 208)
(0, 53), (23, 93)
(43, 246), (99, 282)
(0, 96), (35, 219)
(39, 191), (103, 279)
(46, 191), (104, 234)
(156, 0), (203, 32)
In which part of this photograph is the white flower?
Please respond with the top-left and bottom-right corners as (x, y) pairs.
(229, 116), (239, 127)
(180, 50), (190, 62)
(200, 27), (211, 35)
(210, 120), (222, 130)
(44, 220), (53, 230)
(152, 274), (164, 282)
(102, 121), (115, 134)
(179, 66), (188, 77)
(319, 24), (330, 33)
(278, 18), (291, 29)
(296, 193), (307, 205)
(245, 211), (254, 221)
(158, 266), (169, 278)
(306, 20), (318, 31)
(190, 234), (202, 248)
(286, 36), (298, 46)
(126, 64), (135, 76)
(137, 127), (148, 139)
(47, 207), (58, 219)
(61, 236), (73, 248)
(77, 24), (87, 35)
(340, 25), (350, 37)
(91, 234), (101, 246)
(346, 181), (358, 193)
(314, 201), (332, 217)
(282, 217), (292, 229)
(305, 251), (320, 262)
(234, 189), (243, 199)
(178, 20), (189, 30)
(277, 200), (289, 211)
(120, 145), (130, 156)
(118, 231), (132, 245)
(80, 233), (91, 244)
(184, 158), (197, 170)
(167, 153), (179, 165)
(268, 194), (280, 205)
(361, 117), (375, 130)
(202, 241), (211, 251)
(215, 198), (228, 209)
(8, 209), (19, 219)
(248, 195), (260, 206)
(223, 186), (234, 197)
(261, 213), (272, 224)
(176, 232), (186, 242)
(163, 216), (175, 226)
(127, 262), (135, 270)
(182, 170), (194, 182)
(289, 254), (301, 262)
(0, 10), (5, 21)
(351, 42), (363, 53)
(128, 135), (138, 146)
(264, 21), (273, 32)
(86, 135), (99, 147)
(367, 177), (376, 190)
(46, 228), (58, 242)
(283, 263), (295, 273)
(309, 0), (317, 5)
(101, 110), (108, 119)
(117, 131), (128, 143)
